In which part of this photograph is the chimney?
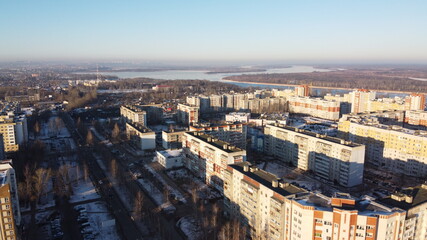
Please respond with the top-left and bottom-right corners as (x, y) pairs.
(340, 139), (345, 144)
(272, 179), (279, 188)
(243, 165), (249, 172)
(223, 144), (228, 150)
(207, 137), (212, 142)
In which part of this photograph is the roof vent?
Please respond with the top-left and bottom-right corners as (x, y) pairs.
(272, 179), (279, 188)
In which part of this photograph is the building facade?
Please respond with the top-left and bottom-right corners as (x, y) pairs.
(189, 123), (247, 149)
(156, 149), (183, 169)
(288, 96), (340, 120)
(338, 119), (427, 177)
(224, 162), (410, 240)
(182, 131), (246, 191)
(264, 124), (365, 187)
(125, 122), (155, 150)
(161, 129), (186, 149)
(177, 103), (199, 126)
(0, 161), (20, 240)
(120, 105), (147, 126)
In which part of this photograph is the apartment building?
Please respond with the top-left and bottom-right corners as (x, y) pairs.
(182, 131), (246, 191)
(189, 123), (247, 149)
(120, 105), (147, 126)
(324, 93), (352, 115)
(209, 94), (223, 111)
(379, 183), (427, 240)
(0, 117), (18, 153)
(406, 93), (425, 111)
(295, 84), (310, 97)
(338, 118), (427, 177)
(224, 162), (408, 240)
(288, 96), (340, 120)
(0, 161), (20, 240)
(223, 162), (306, 239)
(405, 110), (427, 126)
(264, 124), (365, 187)
(161, 129), (187, 149)
(349, 89), (377, 113)
(225, 112), (250, 123)
(138, 104), (163, 125)
(177, 103), (199, 126)
(125, 122), (155, 150)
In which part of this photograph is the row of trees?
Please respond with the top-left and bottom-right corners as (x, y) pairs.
(225, 69), (427, 93)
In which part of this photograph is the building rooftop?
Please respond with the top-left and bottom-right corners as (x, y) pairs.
(267, 124), (362, 148)
(294, 192), (398, 216)
(379, 183), (427, 210)
(229, 162), (306, 197)
(346, 120), (427, 137)
(126, 122), (153, 133)
(157, 149), (183, 158)
(121, 105), (146, 113)
(186, 131), (244, 153)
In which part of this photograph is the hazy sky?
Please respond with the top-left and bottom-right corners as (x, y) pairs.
(1, 0), (427, 63)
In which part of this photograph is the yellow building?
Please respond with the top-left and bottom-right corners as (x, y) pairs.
(0, 119), (18, 153)
(338, 118), (427, 177)
(0, 161), (20, 240)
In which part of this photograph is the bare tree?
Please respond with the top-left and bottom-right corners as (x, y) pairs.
(54, 165), (73, 198)
(133, 191), (144, 221)
(111, 123), (120, 141)
(110, 158), (118, 178)
(32, 168), (51, 204)
(83, 162), (89, 182)
(33, 121), (41, 137)
(86, 130), (94, 146)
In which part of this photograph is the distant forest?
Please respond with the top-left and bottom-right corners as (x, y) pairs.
(224, 68), (427, 93)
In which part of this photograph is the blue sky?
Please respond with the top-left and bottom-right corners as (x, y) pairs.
(1, 1), (427, 63)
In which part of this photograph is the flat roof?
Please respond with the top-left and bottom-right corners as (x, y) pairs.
(379, 184), (427, 210)
(157, 149), (182, 158)
(267, 124), (362, 148)
(229, 162), (305, 197)
(186, 132), (244, 153)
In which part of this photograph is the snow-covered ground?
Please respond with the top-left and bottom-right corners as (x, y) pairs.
(144, 164), (187, 203)
(74, 201), (121, 240)
(136, 178), (176, 213)
(167, 168), (221, 200)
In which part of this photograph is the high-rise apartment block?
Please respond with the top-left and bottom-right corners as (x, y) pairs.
(224, 162), (417, 240)
(182, 131), (246, 191)
(288, 96), (340, 120)
(0, 161), (20, 240)
(120, 105), (147, 126)
(338, 117), (427, 177)
(189, 123), (247, 149)
(161, 129), (186, 149)
(0, 114), (28, 153)
(407, 93), (425, 111)
(295, 84), (310, 97)
(264, 124), (365, 187)
(177, 103), (199, 126)
(349, 89), (377, 113)
(125, 122), (155, 150)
